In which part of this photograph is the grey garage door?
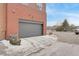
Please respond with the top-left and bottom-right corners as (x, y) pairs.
(19, 20), (43, 38)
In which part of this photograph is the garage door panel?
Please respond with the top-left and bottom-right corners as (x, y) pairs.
(19, 20), (43, 38)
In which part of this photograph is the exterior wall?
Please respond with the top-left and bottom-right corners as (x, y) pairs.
(42, 3), (46, 35)
(6, 3), (46, 38)
(0, 4), (6, 40)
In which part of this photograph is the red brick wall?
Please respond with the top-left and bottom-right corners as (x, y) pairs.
(0, 4), (6, 40)
(6, 3), (46, 38)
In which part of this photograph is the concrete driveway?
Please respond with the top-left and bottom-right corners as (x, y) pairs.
(53, 31), (79, 44)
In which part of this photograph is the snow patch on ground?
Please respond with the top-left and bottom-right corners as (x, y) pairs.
(0, 35), (57, 56)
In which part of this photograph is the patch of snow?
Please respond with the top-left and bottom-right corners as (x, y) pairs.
(0, 35), (57, 56)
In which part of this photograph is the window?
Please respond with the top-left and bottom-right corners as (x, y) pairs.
(36, 3), (42, 10)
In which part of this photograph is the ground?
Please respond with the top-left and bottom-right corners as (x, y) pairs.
(30, 41), (79, 56)
(53, 32), (79, 44)
(0, 32), (79, 56)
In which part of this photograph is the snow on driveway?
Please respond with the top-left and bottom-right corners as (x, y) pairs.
(0, 35), (57, 56)
(1, 35), (79, 56)
(30, 41), (79, 56)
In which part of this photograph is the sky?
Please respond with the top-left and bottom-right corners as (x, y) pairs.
(46, 3), (79, 26)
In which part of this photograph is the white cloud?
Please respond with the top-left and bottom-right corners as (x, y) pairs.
(47, 12), (79, 26)
(47, 21), (57, 26)
(46, 7), (57, 16)
(67, 17), (79, 26)
(46, 4), (79, 26)
(62, 12), (79, 26)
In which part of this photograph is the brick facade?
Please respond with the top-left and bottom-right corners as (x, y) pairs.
(0, 3), (46, 40)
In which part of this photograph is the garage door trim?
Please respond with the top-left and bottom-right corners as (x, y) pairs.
(19, 19), (43, 24)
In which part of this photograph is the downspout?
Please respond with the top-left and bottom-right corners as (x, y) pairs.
(5, 3), (7, 39)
